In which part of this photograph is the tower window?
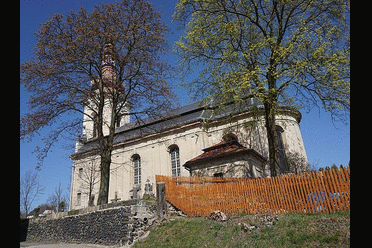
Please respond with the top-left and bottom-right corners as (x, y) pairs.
(170, 146), (181, 177)
(78, 168), (83, 178)
(78, 168), (84, 188)
(116, 115), (121, 127)
(92, 113), (98, 138)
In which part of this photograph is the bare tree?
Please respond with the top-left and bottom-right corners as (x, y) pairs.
(47, 182), (69, 212)
(285, 151), (310, 174)
(78, 157), (100, 206)
(20, 170), (45, 216)
(20, 0), (176, 205)
(309, 159), (320, 172)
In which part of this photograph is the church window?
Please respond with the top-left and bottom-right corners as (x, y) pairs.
(133, 155), (141, 185)
(170, 146), (181, 177)
(77, 193), (81, 206)
(276, 125), (288, 172)
(78, 168), (83, 188)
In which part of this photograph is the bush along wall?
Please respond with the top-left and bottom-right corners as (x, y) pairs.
(21, 200), (157, 246)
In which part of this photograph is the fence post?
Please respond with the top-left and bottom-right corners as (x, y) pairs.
(157, 182), (166, 218)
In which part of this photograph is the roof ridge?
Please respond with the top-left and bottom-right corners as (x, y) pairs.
(203, 140), (246, 152)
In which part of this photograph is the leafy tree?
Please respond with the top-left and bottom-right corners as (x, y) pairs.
(20, 0), (175, 205)
(32, 206), (41, 218)
(174, 0), (349, 176)
(331, 163), (338, 170)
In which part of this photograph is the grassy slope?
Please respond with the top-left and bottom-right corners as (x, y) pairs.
(134, 212), (350, 248)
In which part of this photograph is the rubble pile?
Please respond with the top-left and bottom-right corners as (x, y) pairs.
(167, 202), (187, 217)
(237, 213), (280, 231)
(255, 213), (279, 227)
(208, 210), (228, 222)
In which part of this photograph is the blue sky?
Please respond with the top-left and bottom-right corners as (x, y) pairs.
(20, 0), (350, 211)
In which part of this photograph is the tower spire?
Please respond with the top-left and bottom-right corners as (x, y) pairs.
(82, 42), (129, 141)
(101, 42), (116, 85)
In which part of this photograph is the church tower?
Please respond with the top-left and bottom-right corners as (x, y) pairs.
(101, 42), (116, 87)
(78, 42), (130, 146)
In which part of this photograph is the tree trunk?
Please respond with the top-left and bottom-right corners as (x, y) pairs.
(97, 148), (112, 205)
(88, 182), (94, 206)
(263, 100), (279, 177)
(264, 68), (280, 177)
(96, 96), (117, 206)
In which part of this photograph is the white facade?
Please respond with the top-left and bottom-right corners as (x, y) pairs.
(82, 93), (130, 140)
(69, 101), (308, 210)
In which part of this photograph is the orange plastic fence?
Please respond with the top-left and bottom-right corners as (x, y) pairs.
(156, 167), (350, 216)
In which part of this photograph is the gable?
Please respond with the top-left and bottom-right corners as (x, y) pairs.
(183, 140), (266, 169)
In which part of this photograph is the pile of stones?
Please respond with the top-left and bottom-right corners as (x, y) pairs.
(238, 213), (280, 232)
(208, 210), (228, 222)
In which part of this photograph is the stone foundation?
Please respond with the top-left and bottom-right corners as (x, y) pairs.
(20, 200), (156, 246)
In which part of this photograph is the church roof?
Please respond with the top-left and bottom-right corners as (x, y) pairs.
(71, 97), (300, 158)
(183, 140), (266, 169)
(72, 97), (265, 156)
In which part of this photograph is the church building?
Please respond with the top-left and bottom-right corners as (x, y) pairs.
(69, 98), (308, 210)
(68, 44), (308, 210)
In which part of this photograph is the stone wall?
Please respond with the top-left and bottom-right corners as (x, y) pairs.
(20, 200), (157, 246)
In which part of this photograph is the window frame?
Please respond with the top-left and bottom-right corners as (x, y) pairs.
(132, 154), (141, 186)
(78, 168), (83, 178)
(170, 146), (181, 177)
(77, 193), (81, 206)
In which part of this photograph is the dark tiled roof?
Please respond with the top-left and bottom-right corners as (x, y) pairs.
(72, 97), (265, 156)
(183, 140), (266, 168)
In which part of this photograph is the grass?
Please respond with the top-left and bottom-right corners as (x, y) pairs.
(134, 211), (349, 248)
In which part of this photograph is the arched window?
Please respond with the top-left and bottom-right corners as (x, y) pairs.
(77, 193), (81, 206)
(222, 133), (238, 142)
(276, 125), (287, 172)
(132, 155), (141, 185)
(116, 114), (122, 127)
(78, 168), (83, 178)
(170, 146), (181, 177)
